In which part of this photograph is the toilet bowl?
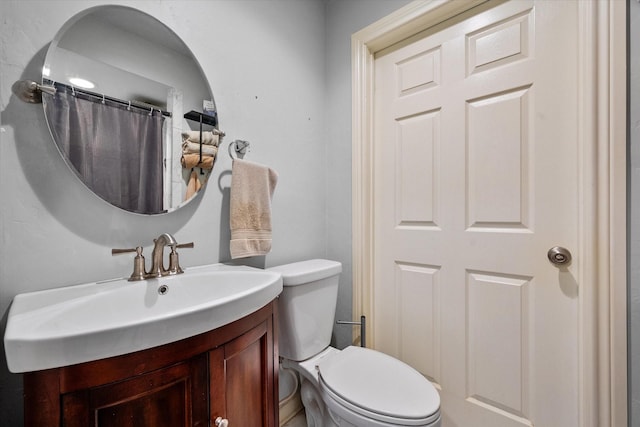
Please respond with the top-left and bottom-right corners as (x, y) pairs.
(269, 259), (441, 427)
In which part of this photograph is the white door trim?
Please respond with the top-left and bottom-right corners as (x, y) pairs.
(350, 1), (627, 426)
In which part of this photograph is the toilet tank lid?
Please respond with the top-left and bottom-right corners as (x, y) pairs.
(267, 259), (342, 286)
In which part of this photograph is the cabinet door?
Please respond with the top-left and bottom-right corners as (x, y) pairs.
(62, 353), (208, 427)
(210, 320), (276, 427)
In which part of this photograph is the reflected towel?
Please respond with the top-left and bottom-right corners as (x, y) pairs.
(185, 170), (202, 200)
(182, 129), (225, 146)
(182, 141), (218, 156)
(230, 159), (278, 259)
(181, 153), (214, 170)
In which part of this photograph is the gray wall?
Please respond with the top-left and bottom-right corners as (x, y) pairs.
(630, 0), (639, 424)
(325, 0), (412, 348)
(0, 0), (409, 423)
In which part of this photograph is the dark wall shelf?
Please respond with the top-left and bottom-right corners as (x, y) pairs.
(184, 110), (217, 127)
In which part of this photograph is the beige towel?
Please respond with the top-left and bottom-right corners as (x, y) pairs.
(181, 129), (225, 146)
(181, 153), (215, 170)
(185, 170), (202, 200)
(230, 159), (278, 259)
(182, 141), (218, 156)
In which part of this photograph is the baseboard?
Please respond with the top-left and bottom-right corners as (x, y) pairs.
(279, 392), (304, 426)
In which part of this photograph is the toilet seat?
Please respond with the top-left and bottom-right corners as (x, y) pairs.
(317, 346), (441, 426)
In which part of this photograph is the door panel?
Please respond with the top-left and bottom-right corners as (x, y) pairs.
(62, 354), (208, 427)
(373, 1), (578, 426)
(217, 321), (271, 427)
(210, 318), (276, 427)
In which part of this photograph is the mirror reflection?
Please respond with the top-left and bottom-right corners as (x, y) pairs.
(42, 6), (218, 214)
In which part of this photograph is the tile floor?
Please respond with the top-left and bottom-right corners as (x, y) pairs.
(282, 410), (307, 427)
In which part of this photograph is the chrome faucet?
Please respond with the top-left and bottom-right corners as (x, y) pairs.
(112, 234), (194, 281)
(148, 233), (178, 278)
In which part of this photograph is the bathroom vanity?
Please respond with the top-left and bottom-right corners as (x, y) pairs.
(4, 263), (283, 427)
(23, 301), (278, 427)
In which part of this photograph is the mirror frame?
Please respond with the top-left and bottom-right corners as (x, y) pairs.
(42, 5), (217, 215)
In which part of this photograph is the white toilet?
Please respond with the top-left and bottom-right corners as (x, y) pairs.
(269, 259), (441, 427)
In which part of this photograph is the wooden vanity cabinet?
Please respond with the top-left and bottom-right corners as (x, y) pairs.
(23, 301), (279, 427)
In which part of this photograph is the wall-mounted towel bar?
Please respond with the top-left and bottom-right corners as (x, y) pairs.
(229, 140), (250, 160)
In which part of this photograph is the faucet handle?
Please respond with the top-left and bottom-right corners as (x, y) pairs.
(112, 246), (147, 281)
(111, 247), (137, 255)
(168, 242), (194, 275)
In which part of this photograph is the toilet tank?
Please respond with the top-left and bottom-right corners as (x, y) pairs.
(268, 259), (342, 361)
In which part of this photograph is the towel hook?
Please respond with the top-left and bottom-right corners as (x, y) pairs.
(228, 140), (250, 160)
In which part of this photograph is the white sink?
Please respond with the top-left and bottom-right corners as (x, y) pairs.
(4, 264), (283, 373)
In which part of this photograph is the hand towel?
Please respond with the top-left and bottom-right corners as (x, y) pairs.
(181, 129), (225, 146)
(230, 159), (278, 259)
(185, 170), (202, 200)
(182, 141), (218, 156)
(181, 153), (215, 170)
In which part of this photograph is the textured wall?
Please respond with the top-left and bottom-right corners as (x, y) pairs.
(0, 0), (327, 423)
(325, 0), (412, 348)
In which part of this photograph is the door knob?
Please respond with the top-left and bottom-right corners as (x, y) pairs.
(215, 417), (229, 427)
(547, 246), (572, 266)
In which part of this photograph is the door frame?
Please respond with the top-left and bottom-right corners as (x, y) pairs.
(351, 1), (627, 426)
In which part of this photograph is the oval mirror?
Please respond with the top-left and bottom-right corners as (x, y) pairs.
(42, 6), (218, 215)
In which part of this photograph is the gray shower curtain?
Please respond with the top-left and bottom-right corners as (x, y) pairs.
(43, 86), (164, 214)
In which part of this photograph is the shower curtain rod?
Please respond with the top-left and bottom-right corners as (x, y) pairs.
(43, 79), (172, 118)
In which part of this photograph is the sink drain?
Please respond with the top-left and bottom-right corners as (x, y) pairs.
(158, 284), (169, 295)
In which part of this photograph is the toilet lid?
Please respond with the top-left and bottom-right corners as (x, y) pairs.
(317, 346), (440, 422)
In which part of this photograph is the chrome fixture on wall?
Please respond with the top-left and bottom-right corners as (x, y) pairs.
(11, 80), (56, 104)
(336, 315), (366, 347)
(229, 140), (250, 160)
(112, 233), (194, 281)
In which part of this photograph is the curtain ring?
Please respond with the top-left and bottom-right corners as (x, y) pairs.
(127, 100), (131, 111)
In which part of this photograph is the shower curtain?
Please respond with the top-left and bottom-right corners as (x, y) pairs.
(43, 86), (164, 214)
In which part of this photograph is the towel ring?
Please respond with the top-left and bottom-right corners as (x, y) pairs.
(228, 140), (250, 160)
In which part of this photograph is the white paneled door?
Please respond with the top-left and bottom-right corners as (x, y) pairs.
(373, 1), (579, 426)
